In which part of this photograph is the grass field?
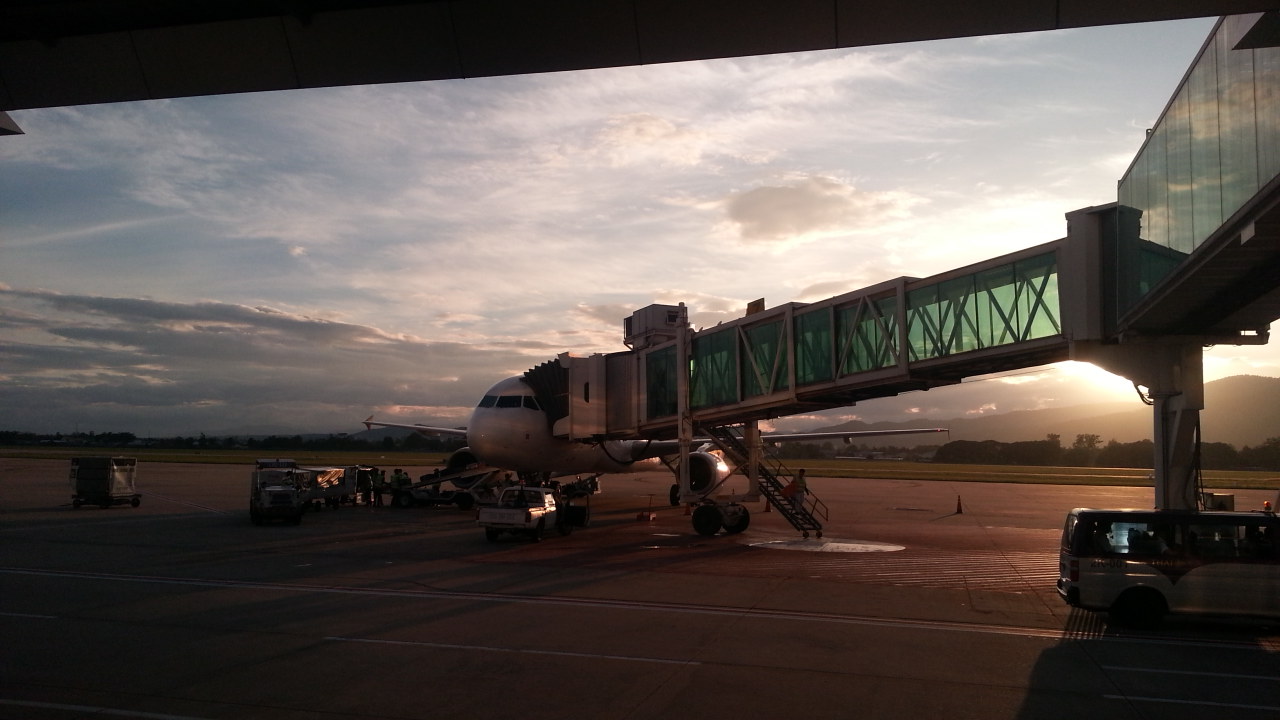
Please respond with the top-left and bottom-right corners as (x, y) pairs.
(6, 446), (1279, 490)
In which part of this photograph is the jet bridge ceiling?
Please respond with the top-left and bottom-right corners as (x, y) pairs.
(3, 0), (1278, 114)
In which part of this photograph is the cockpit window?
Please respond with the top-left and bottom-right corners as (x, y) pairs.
(478, 395), (498, 408)
(496, 395), (524, 408)
(523, 396), (541, 411)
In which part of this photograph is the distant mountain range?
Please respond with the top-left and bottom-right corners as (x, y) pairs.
(815, 375), (1280, 449)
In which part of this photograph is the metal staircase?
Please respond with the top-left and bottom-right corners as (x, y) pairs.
(700, 424), (827, 538)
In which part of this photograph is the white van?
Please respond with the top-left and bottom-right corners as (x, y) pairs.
(1058, 508), (1280, 627)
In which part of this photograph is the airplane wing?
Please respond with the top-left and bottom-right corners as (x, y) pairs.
(634, 427), (948, 458)
(362, 416), (468, 438)
(759, 428), (949, 444)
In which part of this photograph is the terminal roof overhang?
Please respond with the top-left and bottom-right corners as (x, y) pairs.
(4, 0), (1280, 118)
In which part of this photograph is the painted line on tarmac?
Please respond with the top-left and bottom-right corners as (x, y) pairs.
(1104, 695), (1280, 713)
(327, 636), (701, 665)
(136, 492), (230, 515)
(0, 699), (208, 720)
(0, 611), (57, 619)
(1103, 665), (1280, 682)
(4, 567), (1277, 652)
(0, 566), (1065, 641)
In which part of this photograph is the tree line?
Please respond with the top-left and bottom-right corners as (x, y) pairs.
(933, 433), (1280, 470)
(8, 429), (1280, 470)
(0, 430), (466, 454)
(776, 432), (1280, 470)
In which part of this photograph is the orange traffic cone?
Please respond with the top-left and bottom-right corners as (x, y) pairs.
(955, 495), (963, 514)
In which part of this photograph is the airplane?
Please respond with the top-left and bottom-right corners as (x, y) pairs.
(365, 374), (948, 535)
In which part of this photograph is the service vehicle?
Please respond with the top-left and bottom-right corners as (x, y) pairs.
(70, 456), (141, 509)
(476, 485), (589, 541)
(1058, 507), (1280, 627)
(249, 458), (307, 525)
(300, 465), (367, 508)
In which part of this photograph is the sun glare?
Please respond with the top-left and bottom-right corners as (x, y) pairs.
(1052, 361), (1135, 399)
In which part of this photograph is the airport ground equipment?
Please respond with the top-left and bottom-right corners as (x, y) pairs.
(389, 466), (500, 509)
(1058, 507), (1280, 627)
(477, 485), (589, 541)
(249, 458), (306, 525)
(299, 464), (364, 508)
(69, 456), (140, 509)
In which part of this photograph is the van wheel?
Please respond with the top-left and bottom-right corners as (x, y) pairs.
(1108, 588), (1167, 629)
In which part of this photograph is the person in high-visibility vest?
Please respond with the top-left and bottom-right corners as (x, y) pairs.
(791, 468), (808, 512)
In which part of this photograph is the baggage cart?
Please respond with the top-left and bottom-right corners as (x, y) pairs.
(70, 456), (141, 509)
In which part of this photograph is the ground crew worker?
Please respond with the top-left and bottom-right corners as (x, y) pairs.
(373, 470), (387, 506)
(357, 469), (372, 506)
(791, 468), (808, 512)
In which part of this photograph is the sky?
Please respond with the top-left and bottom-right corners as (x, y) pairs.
(4, 16), (1279, 437)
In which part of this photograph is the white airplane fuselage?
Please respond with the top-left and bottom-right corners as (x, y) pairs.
(466, 376), (667, 476)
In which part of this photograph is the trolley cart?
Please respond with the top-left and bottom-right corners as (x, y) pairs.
(70, 456), (141, 509)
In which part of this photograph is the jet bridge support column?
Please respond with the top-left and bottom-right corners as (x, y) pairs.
(744, 420), (761, 499)
(676, 307), (692, 501)
(1072, 341), (1203, 510)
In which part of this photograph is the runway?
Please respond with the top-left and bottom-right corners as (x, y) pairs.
(1, 459), (1277, 719)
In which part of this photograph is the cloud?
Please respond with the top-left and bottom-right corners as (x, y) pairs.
(589, 113), (710, 168)
(0, 288), (535, 434)
(723, 176), (921, 243)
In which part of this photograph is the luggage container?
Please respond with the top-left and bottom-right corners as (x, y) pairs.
(70, 456), (140, 509)
(300, 465), (360, 508)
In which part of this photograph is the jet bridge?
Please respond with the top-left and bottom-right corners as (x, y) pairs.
(536, 16), (1280, 514)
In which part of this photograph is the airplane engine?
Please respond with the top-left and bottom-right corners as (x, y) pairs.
(444, 448), (486, 489)
(682, 450), (731, 496)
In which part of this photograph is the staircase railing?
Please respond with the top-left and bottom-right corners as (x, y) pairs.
(699, 423), (825, 537)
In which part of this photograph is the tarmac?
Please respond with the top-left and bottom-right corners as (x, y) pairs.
(1, 458), (1277, 719)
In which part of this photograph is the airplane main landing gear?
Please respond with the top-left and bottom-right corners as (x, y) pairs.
(690, 502), (750, 536)
(721, 505), (750, 534)
(691, 505), (721, 536)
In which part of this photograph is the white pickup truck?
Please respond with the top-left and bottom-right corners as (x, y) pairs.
(477, 486), (587, 541)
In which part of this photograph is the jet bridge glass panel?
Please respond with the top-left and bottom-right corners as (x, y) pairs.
(907, 253), (1059, 362)
(794, 308), (834, 385)
(645, 345), (677, 419)
(1117, 21), (1280, 311)
(836, 295), (898, 376)
(741, 319), (789, 398)
(691, 328), (737, 408)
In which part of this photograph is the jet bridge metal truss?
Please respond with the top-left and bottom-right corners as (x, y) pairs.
(582, 240), (1071, 439)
